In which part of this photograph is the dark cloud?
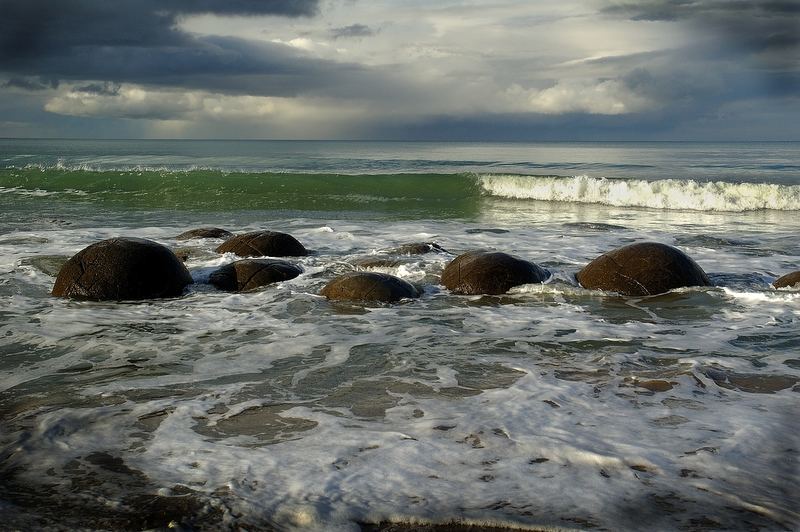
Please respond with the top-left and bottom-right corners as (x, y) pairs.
(603, 1), (800, 71)
(330, 24), (376, 39)
(2, 77), (58, 91)
(74, 82), (121, 96)
(0, 0), (323, 94)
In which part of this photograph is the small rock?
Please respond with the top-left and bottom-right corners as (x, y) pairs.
(176, 227), (233, 240)
(774, 271), (800, 289)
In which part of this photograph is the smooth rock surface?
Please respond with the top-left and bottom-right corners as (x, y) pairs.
(176, 227), (233, 240)
(52, 237), (192, 300)
(576, 242), (710, 296)
(441, 251), (549, 295)
(216, 231), (308, 258)
(321, 272), (420, 302)
(209, 259), (302, 292)
(773, 271), (800, 289)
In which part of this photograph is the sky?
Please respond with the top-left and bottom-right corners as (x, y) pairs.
(0, 0), (798, 140)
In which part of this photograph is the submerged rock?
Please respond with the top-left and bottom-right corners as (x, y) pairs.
(321, 272), (419, 302)
(576, 242), (710, 296)
(441, 251), (549, 295)
(351, 257), (405, 269)
(216, 231), (308, 258)
(387, 242), (450, 255)
(209, 259), (302, 292)
(21, 255), (69, 277)
(52, 237), (192, 300)
(176, 227), (233, 240)
(773, 271), (800, 289)
(172, 246), (217, 263)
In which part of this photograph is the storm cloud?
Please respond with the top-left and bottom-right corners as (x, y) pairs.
(0, 0), (328, 94)
(0, 0), (797, 139)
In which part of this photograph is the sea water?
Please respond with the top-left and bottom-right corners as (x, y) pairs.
(0, 139), (798, 530)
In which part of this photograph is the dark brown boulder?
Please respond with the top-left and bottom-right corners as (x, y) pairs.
(176, 227), (233, 240)
(351, 257), (404, 269)
(216, 231), (308, 258)
(321, 272), (419, 302)
(441, 251), (549, 295)
(209, 259), (302, 292)
(52, 237), (193, 300)
(576, 242), (710, 296)
(774, 271), (800, 289)
(388, 242), (449, 255)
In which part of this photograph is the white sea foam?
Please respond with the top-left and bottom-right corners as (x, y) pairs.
(479, 174), (800, 212)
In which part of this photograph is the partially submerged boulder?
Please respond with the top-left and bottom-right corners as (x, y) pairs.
(176, 227), (233, 240)
(441, 251), (549, 295)
(773, 271), (800, 289)
(321, 272), (419, 302)
(209, 259), (302, 292)
(216, 231), (308, 258)
(577, 242), (710, 296)
(388, 242), (449, 255)
(52, 237), (193, 300)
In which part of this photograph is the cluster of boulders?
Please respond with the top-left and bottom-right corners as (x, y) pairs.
(50, 227), (800, 302)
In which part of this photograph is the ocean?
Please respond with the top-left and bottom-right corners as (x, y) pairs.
(0, 139), (798, 531)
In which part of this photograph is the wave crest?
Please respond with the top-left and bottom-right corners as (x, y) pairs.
(478, 174), (800, 212)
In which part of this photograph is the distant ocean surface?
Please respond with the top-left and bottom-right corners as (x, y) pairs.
(0, 139), (798, 530)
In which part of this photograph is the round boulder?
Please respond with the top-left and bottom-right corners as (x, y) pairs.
(441, 251), (549, 295)
(216, 231), (308, 258)
(209, 259), (302, 292)
(774, 271), (800, 289)
(321, 272), (419, 302)
(176, 227), (233, 240)
(52, 237), (193, 300)
(576, 242), (710, 296)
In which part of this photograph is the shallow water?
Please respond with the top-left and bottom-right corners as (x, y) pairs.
(0, 140), (798, 531)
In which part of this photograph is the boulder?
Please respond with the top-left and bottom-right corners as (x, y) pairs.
(321, 272), (420, 302)
(576, 242), (710, 296)
(216, 231), (308, 258)
(441, 251), (549, 295)
(176, 227), (233, 240)
(209, 259), (302, 292)
(52, 237), (193, 300)
(774, 271), (800, 289)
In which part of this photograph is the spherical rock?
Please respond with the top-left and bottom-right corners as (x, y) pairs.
(209, 259), (303, 292)
(774, 271), (800, 289)
(321, 272), (419, 302)
(176, 227), (233, 240)
(576, 242), (710, 296)
(441, 251), (549, 295)
(216, 231), (308, 258)
(52, 237), (193, 300)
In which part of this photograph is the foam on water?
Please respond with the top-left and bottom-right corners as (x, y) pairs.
(1, 215), (799, 530)
(1, 140), (799, 530)
(479, 174), (800, 212)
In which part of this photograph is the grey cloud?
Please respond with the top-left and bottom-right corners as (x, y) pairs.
(330, 24), (376, 39)
(2, 77), (58, 91)
(0, 0), (321, 93)
(603, 1), (800, 64)
(74, 82), (121, 96)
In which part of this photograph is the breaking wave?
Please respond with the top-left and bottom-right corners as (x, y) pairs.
(478, 174), (800, 212)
